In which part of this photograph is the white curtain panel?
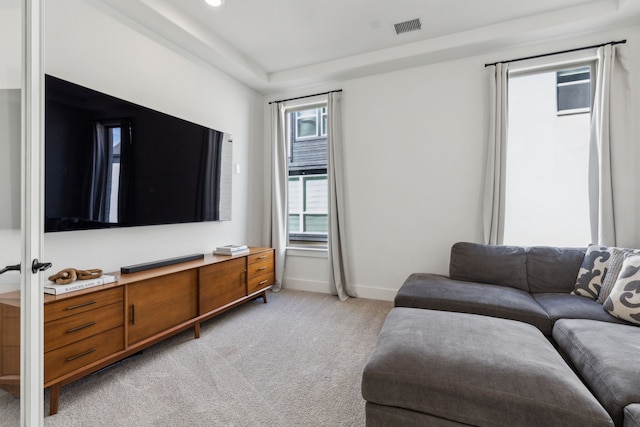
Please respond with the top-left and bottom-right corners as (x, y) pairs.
(327, 92), (356, 301)
(483, 63), (509, 245)
(588, 45), (634, 246)
(264, 103), (288, 290)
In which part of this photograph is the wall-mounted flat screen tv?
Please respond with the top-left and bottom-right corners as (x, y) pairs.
(45, 74), (232, 232)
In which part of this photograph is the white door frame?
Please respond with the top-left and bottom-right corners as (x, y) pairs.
(20, 0), (44, 425)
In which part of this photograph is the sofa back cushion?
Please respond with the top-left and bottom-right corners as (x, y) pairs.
(527, 246), (586, 293)
(449, 242), (528, 291)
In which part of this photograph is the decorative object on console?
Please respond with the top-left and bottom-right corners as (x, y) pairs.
(48, 268), (103, 284)
(120, 253), (205, 274)
(214, 245), (249, 255)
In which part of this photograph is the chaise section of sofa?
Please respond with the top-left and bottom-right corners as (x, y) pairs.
(363, 308), (615, 427)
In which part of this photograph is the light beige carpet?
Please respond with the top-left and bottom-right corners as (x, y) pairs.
(2, 289), (392, 426)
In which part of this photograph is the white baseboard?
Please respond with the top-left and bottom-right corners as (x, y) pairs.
(282, 278), (396, 302)
(283, 278), (333, 294)
(353, 285), (396, 301)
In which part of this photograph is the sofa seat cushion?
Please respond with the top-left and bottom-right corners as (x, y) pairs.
(553, 319), (640, 426)
(624, 404), (640, 427)
(395, 273), (551, 334)
(362, 308), (613, 427)
(533, 293), (626, 326)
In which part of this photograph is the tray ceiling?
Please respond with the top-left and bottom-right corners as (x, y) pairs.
(93, 0), (640, 93)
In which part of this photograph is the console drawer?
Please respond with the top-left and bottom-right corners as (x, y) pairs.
(247, 255), (274, 277)
(45, 302), (124, 353)
(44, 326), (124, 384)
(248, 250), (274, 267)
(247, 272), (275, 294)
(45, 287), (123, 322)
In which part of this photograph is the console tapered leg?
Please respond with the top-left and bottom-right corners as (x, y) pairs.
(49, 383), (61, 415)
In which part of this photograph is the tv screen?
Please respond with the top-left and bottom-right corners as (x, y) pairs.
(45, 74), (232, 232)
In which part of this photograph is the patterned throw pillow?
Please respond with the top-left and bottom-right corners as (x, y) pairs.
(603, 255), (640, 325)
(571, 245), (610, 299)
(597, 248), (640, 304)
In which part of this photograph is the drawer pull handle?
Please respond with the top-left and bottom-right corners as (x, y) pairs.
(258, 266), (267, 271)
(257, 255), (267, 259)
(131, 304), (135, 325)
(259, 280), (268, 285)
(66, 301), (96, 311)
(67, 348), (96, 362)
(67, 322), (97, 333)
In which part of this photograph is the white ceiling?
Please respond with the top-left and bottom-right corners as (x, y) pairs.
(93, 0), (640, 93)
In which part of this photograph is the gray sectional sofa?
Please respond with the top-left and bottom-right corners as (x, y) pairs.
(362, 242), (640, 427)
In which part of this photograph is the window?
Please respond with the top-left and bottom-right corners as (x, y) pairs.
(106, 125), (121, 223)
(288, 175), (328, 241)
(556, 66), (591, 114)
(90, 120), (125, 224)
(294, 107), (327, 140)
(504, 62), (593, 246)
(286, 105), (328, 245)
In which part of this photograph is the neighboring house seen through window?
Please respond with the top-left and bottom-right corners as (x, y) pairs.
(556, 66), (591, 114)
(504, 62), (593, 246)
(287, 106), (328, 245)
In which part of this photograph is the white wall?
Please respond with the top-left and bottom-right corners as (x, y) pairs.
(43, 0), (264, 274)
(273, 24), (640, 301)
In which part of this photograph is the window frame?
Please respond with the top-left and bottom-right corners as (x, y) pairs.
(284, 102), (329, 247)
(503, 58), (596, 247)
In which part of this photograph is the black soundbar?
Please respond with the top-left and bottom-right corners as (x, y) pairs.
(120, 253), (205, 274)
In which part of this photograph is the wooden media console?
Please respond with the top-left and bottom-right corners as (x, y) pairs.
(0, 247), (275, 415)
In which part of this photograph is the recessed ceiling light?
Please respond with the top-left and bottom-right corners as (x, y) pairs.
(205, 0), (224, 7)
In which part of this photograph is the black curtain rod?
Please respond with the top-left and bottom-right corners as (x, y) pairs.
(484, 39), (626, 67)
(268, 89), (342, 105)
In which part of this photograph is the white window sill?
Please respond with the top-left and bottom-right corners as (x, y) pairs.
(286, 246), (328, 258)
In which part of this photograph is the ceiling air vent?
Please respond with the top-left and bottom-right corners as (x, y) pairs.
(394, 18), (422, 35)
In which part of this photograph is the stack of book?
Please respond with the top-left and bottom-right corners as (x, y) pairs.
(43, 274), (118, 295)
(214, 245), (250, 256)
